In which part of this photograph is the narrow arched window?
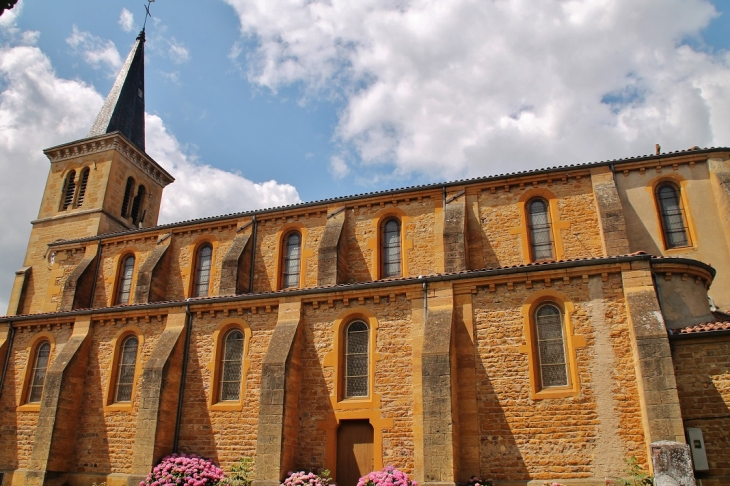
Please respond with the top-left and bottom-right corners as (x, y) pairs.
(344, 320), (369, 398)
(656, 183), (690, 249)
(121, 177), (135, 217)
(527, 198), (554, 261)
(76, 168), (90, 207)
(115, 336), (138, 402)
(27, 341), (51, 403)
(535, 304), (568, 388)
(381, 218), (401, 278)
(219, 329), (244, 401)
(116, 255), (135, 305)
(194, 244), (213, 297)
(130, 185), (146, 225)
(282, 232), (301, 288)
(61, 170), (76, 210)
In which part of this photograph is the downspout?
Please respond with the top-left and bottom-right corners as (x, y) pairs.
(173, 302), (193, 452)
(0, 322), (15, 399)
(248, 214), (258, 293)
(88, 237), (103, 308)
(442, 186), (447, 207)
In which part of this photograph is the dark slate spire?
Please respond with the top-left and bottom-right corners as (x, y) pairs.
(88, 31), (146, 151)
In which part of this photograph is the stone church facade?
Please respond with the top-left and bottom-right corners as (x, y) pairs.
(1, 31), (730, 486)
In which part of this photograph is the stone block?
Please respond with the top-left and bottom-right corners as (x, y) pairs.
(651, 441), (696, 486)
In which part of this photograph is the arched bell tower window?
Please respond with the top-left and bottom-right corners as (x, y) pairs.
(121, 177), (135, 217)
(116, 255), (135, 305)
(527, 198), (554, 261)
(535, 303), (568, 388)
(131, 185), (146, 225)
(282, 232), (301, 289)
(344, 320), (369, 398)
(381, 218), (401, 278)
(76, 168), (90, 208)
(655, 183), (690, 249)
(194, 244), (213, 297)
(61, 170), (76, 210)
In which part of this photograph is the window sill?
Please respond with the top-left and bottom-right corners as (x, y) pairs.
(531, 385), (579, 400)
(16, 403), (41, 412)
(209, 401), (243, 412)
(331, 394), (381, 410)
(104, 403), (134, 412)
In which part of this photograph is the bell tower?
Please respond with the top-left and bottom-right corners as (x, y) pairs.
(7, 30), (174, 316)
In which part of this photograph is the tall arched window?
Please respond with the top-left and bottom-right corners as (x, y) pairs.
(219, 329), (244, 401)
(535, 303), (568, 388)
(656, 183), (690, 249)
(381, 218), (401, 278)
(282, 232), (301, 288)
(121, 177), (135, 217)
(76, 167), (90, 208)
(527, 198), (554, 261)
(116, 255), (135, 305)
(194, 244), (213, 297)
(344, 320), (369, 398)
(130, 185), (146, 225)
(61, 170), (76, 210)
(114, 336), (139, 402)
(27, 341), (51, 403)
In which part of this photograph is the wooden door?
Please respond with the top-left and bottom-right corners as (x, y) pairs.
(336, 420), (374, 486)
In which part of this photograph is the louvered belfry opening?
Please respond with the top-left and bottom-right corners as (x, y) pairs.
(535, 303), (568, 388)
(76, 168), (90, 207)
(130, 185), (146, 224)
(656, 183), (691, 248)
(345, 320), (369, 398)
(121, 177), (135, 217)
(61, 170), (76, 210)
(528, 198), (554, 261)
(220, 329), (244, 401)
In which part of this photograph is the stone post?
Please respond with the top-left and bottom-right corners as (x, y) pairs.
(590, 167), (630, 256)
(651, 441), (696, 486)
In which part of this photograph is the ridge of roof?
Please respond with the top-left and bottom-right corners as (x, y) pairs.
(47, 146), (730, 248)
(1, 253), (713, 322)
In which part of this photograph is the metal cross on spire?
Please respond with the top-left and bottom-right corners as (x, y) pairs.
(142, 0), (155, 32)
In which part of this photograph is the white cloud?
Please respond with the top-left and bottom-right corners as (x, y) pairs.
(146, 114), (300, 224)
(66, 25), (123, 75)
(167, 38), (190, 64)
(0, 31), (300, 312)
(118, 8), (134, 33)
(224, 0), (730, 180)
(329, 155), (349, 178)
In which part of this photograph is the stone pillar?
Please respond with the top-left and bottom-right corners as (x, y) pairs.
(651, 441), (696, 486)
(59, 243), (99, 311)
(443, 195), (467, 274)
(135, 234), (172, 303)
(254, 301), (303, 486)
(454, 290), (479, 482)
(590, 167), (630, 256)
(421, 284), (456, 486)
(130, 308), (188, 479)
(622, 261), (686, 467)
(6, 266), (30, 316)
(220, 232), (252, 296)
(317, 208), (345, 287)
(26, 318), (92, 486)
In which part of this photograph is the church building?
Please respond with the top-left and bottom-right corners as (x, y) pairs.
(1, 29), (730, 486)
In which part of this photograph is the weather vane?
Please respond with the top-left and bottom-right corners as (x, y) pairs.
(142, 0), (155, 32)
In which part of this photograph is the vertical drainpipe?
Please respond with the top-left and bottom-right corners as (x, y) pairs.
(173, 303), (193, 452)
(88, 237), (103, 308)
(248, 214), (258, 293)
(0, 321), (15, 399)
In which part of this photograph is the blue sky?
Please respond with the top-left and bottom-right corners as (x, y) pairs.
(1, 0), (729, 311)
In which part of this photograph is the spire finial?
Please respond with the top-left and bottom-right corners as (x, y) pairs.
(142, 0), (155, 32)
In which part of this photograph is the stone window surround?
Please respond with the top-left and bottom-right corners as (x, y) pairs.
(183, 236), (220, 299)
(274, 222), (311, 290)
(17, 331), (56, 411)
(518, 289), (586, 399)
(369, 207), (412, 280)
(59, 165), (92, 212)
(207, 318), (252, 412)
(511, 188), (571, 263)
(648, 174), (697, 253)
(110, 249), (140, 307)
(104, 325), (145, 412)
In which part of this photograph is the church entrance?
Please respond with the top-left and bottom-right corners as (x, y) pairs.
(336, 420), (374, 486)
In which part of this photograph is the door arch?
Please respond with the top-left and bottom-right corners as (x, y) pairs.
(336, 420), (374, 486)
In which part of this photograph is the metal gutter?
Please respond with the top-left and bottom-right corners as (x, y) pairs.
(3, 253), (691, 323)
(45, 147), (730, 249)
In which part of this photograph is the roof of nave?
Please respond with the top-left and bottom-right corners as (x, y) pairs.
(47, 145), (730, 248)
(0, 253), (714, 322)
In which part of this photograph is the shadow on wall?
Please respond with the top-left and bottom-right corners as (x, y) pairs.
(0, 351), (19, 472)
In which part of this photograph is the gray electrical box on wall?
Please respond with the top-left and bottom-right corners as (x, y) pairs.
(686, 427), (709, 471)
